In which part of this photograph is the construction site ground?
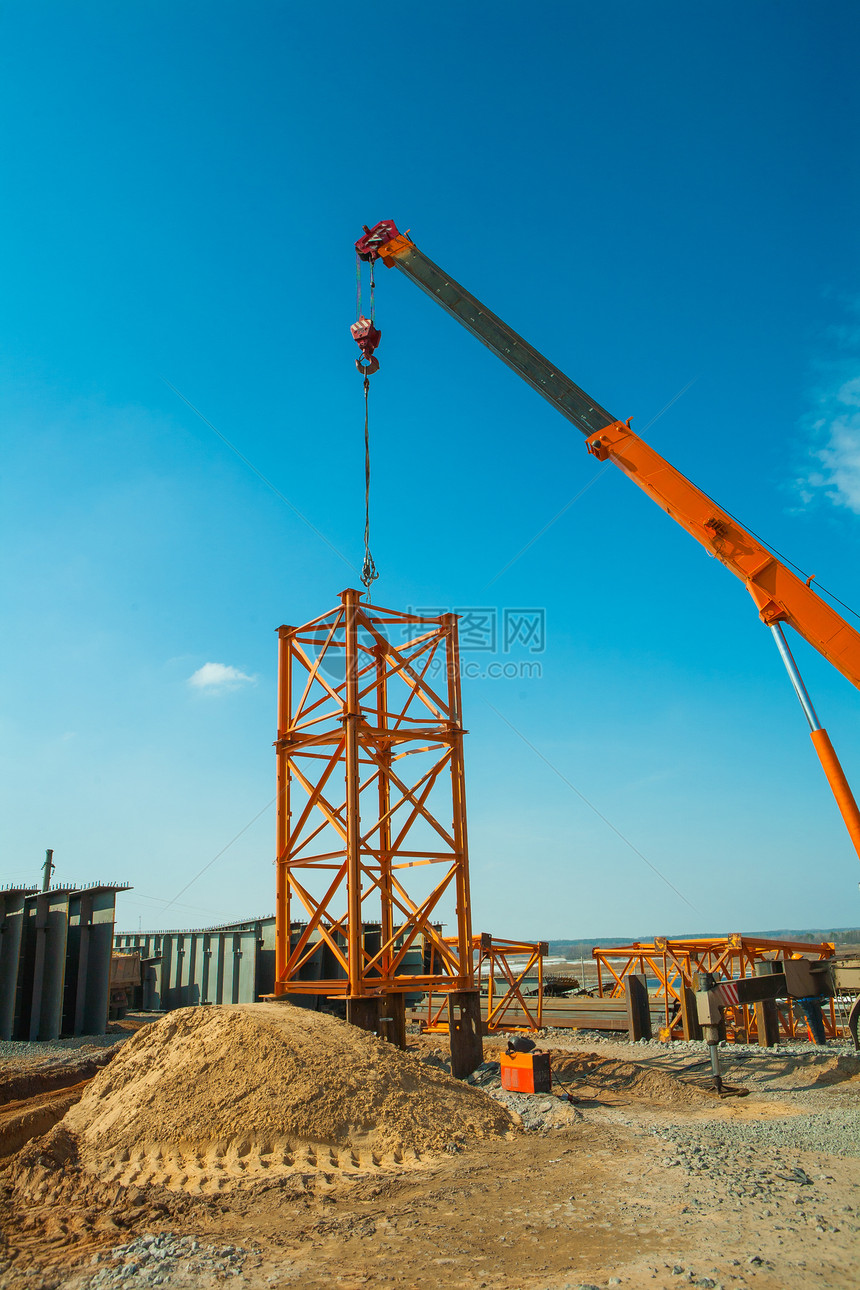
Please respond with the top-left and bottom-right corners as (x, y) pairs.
(1, 1014), (858, 1290)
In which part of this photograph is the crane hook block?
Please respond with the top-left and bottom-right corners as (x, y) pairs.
(351, 315), (381, 375)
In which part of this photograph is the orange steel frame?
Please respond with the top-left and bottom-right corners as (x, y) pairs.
(419, 935), (547, 1033)
(593, 935), (837, 1043)
(275, 589), (475, 1001)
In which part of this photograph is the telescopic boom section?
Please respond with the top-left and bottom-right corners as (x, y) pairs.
(356, 220), (860, 694)
(355, 221), (617, 439)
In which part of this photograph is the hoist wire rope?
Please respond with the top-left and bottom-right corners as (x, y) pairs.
(354, 252), (379, 594)
(361, 373), (378, 593)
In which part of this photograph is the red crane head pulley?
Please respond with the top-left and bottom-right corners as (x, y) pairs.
(354, 219), (401, 263)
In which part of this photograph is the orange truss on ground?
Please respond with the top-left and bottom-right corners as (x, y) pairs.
(593, 935), (837, 1042)
(419, 935), (547, 1033)
(275, 589), (475, 1000)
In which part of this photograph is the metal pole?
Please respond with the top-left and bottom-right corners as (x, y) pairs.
(485, 944), (493, 1028)
(41, 849), (54, 892)
(375, 639), (393, 985)
(705, 1027), (723, 1094)
(445, 613), (474, 989)
(275, 626), (292, 993)
(343, 589), (364, 997)
(769, 623), (821, 731)
(770, 622), (860, 862)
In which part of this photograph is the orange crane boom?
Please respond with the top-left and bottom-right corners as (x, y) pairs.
(582, 416), (860, 686)
(355, 220), (860, 863)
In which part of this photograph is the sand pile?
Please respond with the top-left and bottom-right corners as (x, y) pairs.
(62, 1004), (513, 1192)
(0, 1082), (89, 1160)
(553, 1052), (713, 1107)
(808, 1055), (860, 1088)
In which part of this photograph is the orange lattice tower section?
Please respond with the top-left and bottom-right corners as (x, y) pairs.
(275, 589), (482, 1073)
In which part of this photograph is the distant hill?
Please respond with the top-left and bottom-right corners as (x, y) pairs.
(548, 928), (860, 959)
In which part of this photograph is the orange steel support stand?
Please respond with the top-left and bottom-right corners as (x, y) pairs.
(810, 728), (860, 859)
(275, 590), (482, 1072)
(592, 935), (837, 1043)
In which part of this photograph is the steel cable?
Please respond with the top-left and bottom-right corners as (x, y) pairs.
(361, 374), (379, 594)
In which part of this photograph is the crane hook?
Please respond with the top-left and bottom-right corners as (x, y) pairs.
(350, 316), (381, 376)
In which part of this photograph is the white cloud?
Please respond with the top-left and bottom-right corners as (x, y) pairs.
(795, 295), (860, 515)
(836, 375), (860, 409)
(803, 377), (860, 515)
(188, 662), (257, 693)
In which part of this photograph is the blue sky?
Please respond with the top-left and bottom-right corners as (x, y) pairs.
(2, 1), (859, 939)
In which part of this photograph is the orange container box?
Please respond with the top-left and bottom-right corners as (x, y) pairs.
(500, 1050), (552, 1094)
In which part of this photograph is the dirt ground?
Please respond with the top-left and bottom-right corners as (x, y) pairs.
(1, 1022), (858, 1290)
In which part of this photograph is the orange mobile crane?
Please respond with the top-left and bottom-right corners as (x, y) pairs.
(355, 220), (860, 866)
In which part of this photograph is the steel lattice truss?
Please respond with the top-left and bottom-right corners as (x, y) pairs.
(275, 589), (475, 999)
(420, 935), (548, 1033)
(593, 934), (837, 1042)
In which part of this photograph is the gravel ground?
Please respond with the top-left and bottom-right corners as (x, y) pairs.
(658, 1108), (860, 1158)
(0, 1034), (128, 1062)
(651, 1120), (860, 1237)
(489, 1085), (583, 1131)
(535, 1028), (860, 1150)
(3, 1030), (858, 1290)
(67, 1234), (256, 1288)
(534, 1028), (856, 1059)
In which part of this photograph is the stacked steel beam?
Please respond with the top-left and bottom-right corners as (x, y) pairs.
(0, 882), (129, 1041)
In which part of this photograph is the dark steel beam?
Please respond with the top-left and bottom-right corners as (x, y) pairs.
(390, 244), (617, 439)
